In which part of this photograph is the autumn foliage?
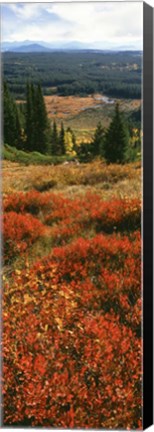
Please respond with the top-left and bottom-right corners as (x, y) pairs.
(3, 211), (45, 263)
(2, 187), (142, 429)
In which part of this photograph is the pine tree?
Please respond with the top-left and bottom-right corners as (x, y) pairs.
(15, 105), (23, 149)
(91, 122), (105, 156)
(103, 103), (129, 163)
(58, 122), (65, 155)
(17, 103), (27, 146)
(51, 121), (58, 155)
(25, 82), (49, 153)
(3, 81), (22, 148)
(25, 82), (35, 151)
(34, 83), (49, 154)
(71, 129), (77, 153)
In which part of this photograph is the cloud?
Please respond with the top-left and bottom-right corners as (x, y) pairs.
(1, 3), (74, 42)
(1, 2), (143, 48)
(8, 3), (42, 20)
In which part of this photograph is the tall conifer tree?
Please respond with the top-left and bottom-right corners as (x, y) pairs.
(91, 122), (105, 156)
(25, 82), (35, 151)
(34, 83), (49, 154)
(25, 82), (49, 153)
(58, 122), (65, 155)
(51, 120), (58, 155)
(103, 103), (129, 163)
(3, 81), (22, 148)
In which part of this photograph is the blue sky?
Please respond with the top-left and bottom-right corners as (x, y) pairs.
(1, 2), (143, 49)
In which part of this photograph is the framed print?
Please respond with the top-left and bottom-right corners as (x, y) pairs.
(143, 2), (153, 429)
(1, 1), (153, 429)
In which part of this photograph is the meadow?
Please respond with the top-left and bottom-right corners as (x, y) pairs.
(17, 94), (141, 143)
(2, 158), (142, 428)
(44, 94), (141, 142)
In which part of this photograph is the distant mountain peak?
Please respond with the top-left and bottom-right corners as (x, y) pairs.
(10, 43), (52, 53)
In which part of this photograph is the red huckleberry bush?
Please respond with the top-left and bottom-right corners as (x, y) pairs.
(2, 175), (142, 429)
(3, 211), (45, 263)
(3, 229), (142, 428)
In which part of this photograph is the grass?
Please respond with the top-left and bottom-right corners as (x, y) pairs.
(3, 144), (76, 165)
(3, 157), (141, 199)
(65, 102), (141, 142)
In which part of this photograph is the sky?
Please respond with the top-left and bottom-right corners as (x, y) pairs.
(1, 2), (143, 49)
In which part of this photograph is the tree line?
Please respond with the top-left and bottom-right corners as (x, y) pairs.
(3, 81), (78, 157)
(3, 81), (140, 164)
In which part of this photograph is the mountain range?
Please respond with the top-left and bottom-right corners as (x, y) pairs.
(1, 40), (141, 53)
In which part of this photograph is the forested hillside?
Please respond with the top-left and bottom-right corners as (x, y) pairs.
(3, 51), (142, 99)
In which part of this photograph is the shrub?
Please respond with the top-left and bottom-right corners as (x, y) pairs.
(4, 191), (51, 215)
(3, 212), (45, 262)
(3, 229), (141, 428)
